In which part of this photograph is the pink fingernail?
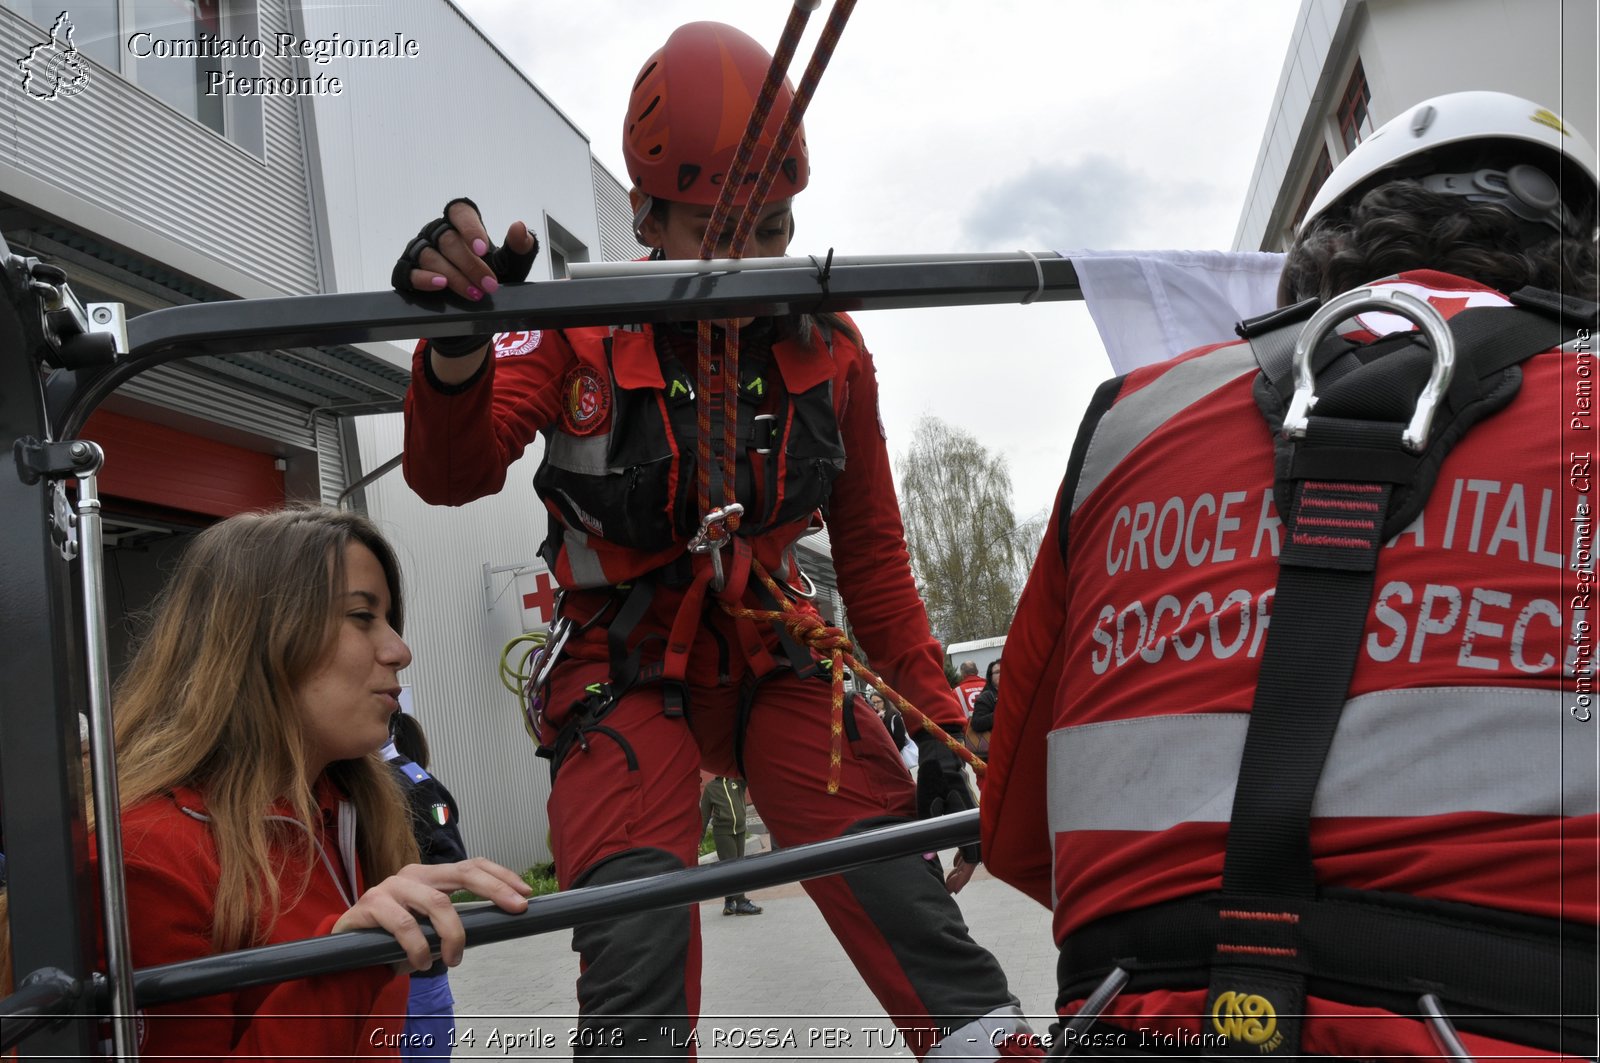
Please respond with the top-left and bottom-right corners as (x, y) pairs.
(466, 285), (483, 301)
(429, 275), (447, 288)
(480, 276), (500, 294)
(472, 239), (488, 255)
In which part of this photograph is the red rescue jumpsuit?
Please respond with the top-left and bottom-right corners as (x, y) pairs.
(405, 316), (1029, 1057)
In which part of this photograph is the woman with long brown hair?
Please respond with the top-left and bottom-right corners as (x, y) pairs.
(112, 505), (529, 1060)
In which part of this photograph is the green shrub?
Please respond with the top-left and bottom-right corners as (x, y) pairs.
(452, 860), (559, 904)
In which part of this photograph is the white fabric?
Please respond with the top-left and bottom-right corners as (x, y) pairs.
(900, 738), (919, 772)
(1063, 249), (1286, 374)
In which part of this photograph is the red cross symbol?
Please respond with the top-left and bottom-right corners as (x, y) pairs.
(521, 570), (557, 628)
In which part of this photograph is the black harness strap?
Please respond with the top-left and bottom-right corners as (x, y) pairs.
(1059, 889), (1596, 1055)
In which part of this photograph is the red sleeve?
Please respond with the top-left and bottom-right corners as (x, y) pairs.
(980, 484), (1070, 908)
(826, 334), (967, 732)
(124, 817), (405, 1061)
(402, 333), (575, 505)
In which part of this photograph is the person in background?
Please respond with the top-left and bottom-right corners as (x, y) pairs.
(698, 773), (762, 916)
(953, 660), (986, 718)
(869, 690), (917, 772)
(111, 506), (531, 1060)
(383, 712), (469, 1059)
(964, 659), (1000, 770)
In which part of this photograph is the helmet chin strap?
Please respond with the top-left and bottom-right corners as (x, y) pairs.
(631, 193), (653, 244)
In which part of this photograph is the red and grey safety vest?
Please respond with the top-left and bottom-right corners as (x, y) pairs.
(531, 319), (846, 588)
(983, 271), (1597, 1059)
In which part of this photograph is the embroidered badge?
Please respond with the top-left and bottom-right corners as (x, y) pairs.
(431, 803), (451, 827)
(492, 330), (543, 358)
(562, 366), (611, 435)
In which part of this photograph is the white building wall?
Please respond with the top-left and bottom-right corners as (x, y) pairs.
(354, 412), (554, 872)
(295, 0), (624, 871)
(1234, 0), (1597, 252)
(298, 0), (602, 305)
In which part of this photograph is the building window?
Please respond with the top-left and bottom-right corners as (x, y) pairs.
(7, 0), (261, 150)
(1336, 60), (1372, 156)
(544, 215), (589, 280)
(1291, 145), (1334, 231)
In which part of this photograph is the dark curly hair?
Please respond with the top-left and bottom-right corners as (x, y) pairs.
(1280, 180), (1597, 305)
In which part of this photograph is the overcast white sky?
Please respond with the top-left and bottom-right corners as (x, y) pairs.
(451, 1), (1303, 523)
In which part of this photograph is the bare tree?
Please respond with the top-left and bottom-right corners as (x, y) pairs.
(895, 416), (1032, 645)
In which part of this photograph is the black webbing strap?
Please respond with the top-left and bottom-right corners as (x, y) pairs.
(1059, 891), (1597, 1056)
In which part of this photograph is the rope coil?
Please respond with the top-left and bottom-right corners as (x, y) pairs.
(721, 559), (987, 793)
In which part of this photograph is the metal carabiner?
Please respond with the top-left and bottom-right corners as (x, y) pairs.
(1282, 286), (1456, 453)
(688, 503), (744, 589)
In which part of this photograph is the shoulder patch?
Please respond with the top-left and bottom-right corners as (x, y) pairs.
(493, 330), (543, 358)
(562, 365), (611, 435)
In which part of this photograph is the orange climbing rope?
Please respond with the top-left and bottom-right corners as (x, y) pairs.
(692, 3), (818, 525)
(722, 559), (988, 794)
(683, 1), (974, 792)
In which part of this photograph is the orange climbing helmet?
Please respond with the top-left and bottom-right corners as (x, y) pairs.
(623, 21), (810, 206)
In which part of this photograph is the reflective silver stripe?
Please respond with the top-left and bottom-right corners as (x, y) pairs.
(1048, 687), (1598, 834)
(562, 529), (610, 588)
(926, 1005), (1032, 1060)
(1071, 342), (1258, 514)
(545, 431), (612, 475)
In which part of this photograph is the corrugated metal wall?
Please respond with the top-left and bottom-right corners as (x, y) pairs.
(0, 1), (320, 296)
(592, 155), (648, 264)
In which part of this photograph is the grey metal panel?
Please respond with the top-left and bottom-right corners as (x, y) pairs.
(116, 361), (320, 450)
(592, 155), (648, 263)
(314, 412), (347, 505)
(0, 2), (319, 296)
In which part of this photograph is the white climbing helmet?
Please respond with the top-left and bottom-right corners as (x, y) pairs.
(1301, 90), (1599, 238)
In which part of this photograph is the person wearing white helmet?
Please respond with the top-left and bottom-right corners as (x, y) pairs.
(1283, 89), (1597, 302)
(983, 91), (1597, 1059)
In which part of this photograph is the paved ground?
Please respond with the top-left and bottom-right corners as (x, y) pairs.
(446, 843), (1058, 1060)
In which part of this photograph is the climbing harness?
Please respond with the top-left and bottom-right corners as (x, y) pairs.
(1055, 284), (1598, 1058)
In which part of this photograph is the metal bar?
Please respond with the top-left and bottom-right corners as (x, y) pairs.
(0, 968), (88, 1052)
(335, 451), (403, 508)
(131, 810), (980, 1009)
(77, 456), (141, 1059)
(60, 252), (1081, 437)
(0, 242), (101, 1059)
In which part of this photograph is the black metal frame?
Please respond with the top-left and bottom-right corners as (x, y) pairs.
(0, 244), (1080, 1056)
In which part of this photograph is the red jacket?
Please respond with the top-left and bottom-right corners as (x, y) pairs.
(404, 319), (965, 729)
(954, 675), (986, 716)
(120, 779), (408, 1061)
(983, 272), (1596, 1058)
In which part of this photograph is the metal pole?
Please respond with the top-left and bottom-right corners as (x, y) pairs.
(0, 968), (88, 1053)
(75, 450), (141, 1060)
(131, 810), (981, 1008)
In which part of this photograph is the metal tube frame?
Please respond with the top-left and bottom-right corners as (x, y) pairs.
(2, 246), (1080, 1056)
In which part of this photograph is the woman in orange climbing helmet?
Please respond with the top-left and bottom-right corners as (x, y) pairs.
(397, 20), (1039, 1059)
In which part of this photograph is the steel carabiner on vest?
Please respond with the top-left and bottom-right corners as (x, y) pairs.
(688, 502), (745, 590)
